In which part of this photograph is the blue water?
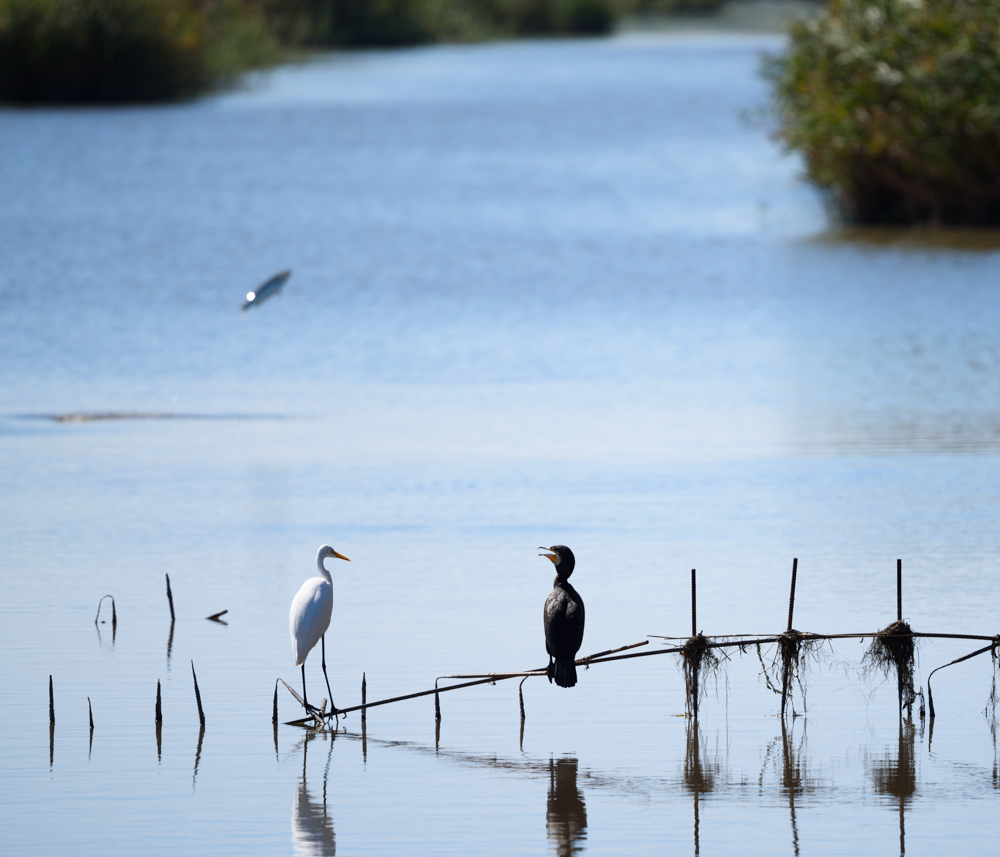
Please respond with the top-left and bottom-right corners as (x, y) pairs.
(2, 32), (1000, 856)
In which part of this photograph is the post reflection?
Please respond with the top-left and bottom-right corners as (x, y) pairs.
(94, 620), (115, 650)
(292, 730), (336, 857)
(683, 721), (718, 857)
(992, 720), (999, 790)
(870, 721), (916, 856)
(780, 723), (803, 857)
(166, 619), (175, 671)
(546, 757), (587, 857)
(192, 725), (205, 790)
(759, 721), (815, 857)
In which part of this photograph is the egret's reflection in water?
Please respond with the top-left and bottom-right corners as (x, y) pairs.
(546, 758), (587, 857)
(292, 730), (336, 857)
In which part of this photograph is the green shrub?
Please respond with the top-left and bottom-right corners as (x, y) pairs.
(0, 0), (278, 103)
(558, 0), (615, 34)
(261, 0), (431, 46)
(264, 0), (619, 45)
(763, 0), (1000, 225)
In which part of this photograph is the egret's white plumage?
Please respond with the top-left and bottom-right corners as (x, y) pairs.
(290, 544), (350, 713)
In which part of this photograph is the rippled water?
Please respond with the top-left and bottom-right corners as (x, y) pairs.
(2, 32), (1000, 857)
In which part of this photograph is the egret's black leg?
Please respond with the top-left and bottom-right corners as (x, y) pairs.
(321, 635), (337, 715)
(301, 663), (312, 711)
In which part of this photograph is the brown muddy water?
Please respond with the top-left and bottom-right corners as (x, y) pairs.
(2, 32), (1000, 857)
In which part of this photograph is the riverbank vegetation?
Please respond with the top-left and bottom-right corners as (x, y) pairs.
(0, 0), (624, 103)
(764, 0), (1000, 226)
(0, 0), (280, 102)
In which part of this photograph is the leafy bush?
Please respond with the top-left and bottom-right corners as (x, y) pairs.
(264, 0), (619, 45)
(0, 0), (623, 103)
(0, 0), (278, 103)
(763, 0), (1000, 225)
(261, 0), (430, 46)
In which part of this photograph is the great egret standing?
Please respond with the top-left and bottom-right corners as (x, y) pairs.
(540, 545), (585, 688)
(290, 544), (350, 713)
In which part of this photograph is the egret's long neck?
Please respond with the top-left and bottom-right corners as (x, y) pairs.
(316, 557), (333, 583)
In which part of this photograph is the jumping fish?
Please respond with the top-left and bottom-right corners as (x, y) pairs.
(243, 270), (290, 312)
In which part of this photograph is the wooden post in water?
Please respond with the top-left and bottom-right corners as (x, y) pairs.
(897, 559), (903, 622)
(780, 558), (799, 719)
(156, 680), (163, 724)
(786, 558), (798, 634)
(48, 675), (54, 725)
(361, 673), (367, 728)
(165, 574), (175, 621)
(691, 568), (697, 638)
(689, 569), (700, 720)
(191, 661), (205, 727)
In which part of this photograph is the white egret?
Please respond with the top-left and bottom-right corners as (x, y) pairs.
(290, 544), (350, 713)
(540, 545), (585, 688)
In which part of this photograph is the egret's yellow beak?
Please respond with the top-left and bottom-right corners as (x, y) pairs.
(333, 550), (351, 562)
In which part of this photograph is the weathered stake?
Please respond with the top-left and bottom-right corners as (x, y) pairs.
(191, 661), (205, 727)
(49, 675), (55, 724)
(780, 558), (799, 719)
(361, 673), (367, 727)
(156, 680), (163, 724)
(897, 559), (903, 622)
(94, 594), (117, 629)
(786, 558), (798, 634)
(691, 568), (697, 637)
(165, 574), (175, 622)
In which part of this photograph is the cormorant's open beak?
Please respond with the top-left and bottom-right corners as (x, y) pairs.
(333, 550), (351, 562)
(538, 547), (557, 564)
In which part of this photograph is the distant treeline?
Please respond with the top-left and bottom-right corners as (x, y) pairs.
(0, 0), (639, 103)
(764, 0), (1000, 226)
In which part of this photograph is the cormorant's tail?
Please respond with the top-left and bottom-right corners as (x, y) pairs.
(554, 659), (577, 688)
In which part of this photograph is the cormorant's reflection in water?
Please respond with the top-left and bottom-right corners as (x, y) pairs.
(292, 730), (336, 857)
(682, 722), (718, 857)
(870, 721), (916, 856)
(546, 757), (587, 857)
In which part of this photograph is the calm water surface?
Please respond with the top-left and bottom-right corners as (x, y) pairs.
(2, 32), (1000, 857)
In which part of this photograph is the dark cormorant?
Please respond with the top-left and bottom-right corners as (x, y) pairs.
(540, 545), (585, 688)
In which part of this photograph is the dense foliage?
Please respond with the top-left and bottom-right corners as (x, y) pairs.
(763, 0), (1000, 225)
(263, 0), (619, 46)
(0, 0), (278, 102)
(0, 0), (621, 103)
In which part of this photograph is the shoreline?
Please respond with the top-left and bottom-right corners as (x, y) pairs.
(617, 0), (821, 35)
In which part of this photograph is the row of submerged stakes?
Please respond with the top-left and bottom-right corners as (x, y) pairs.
(56, 558), (1000, 749)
